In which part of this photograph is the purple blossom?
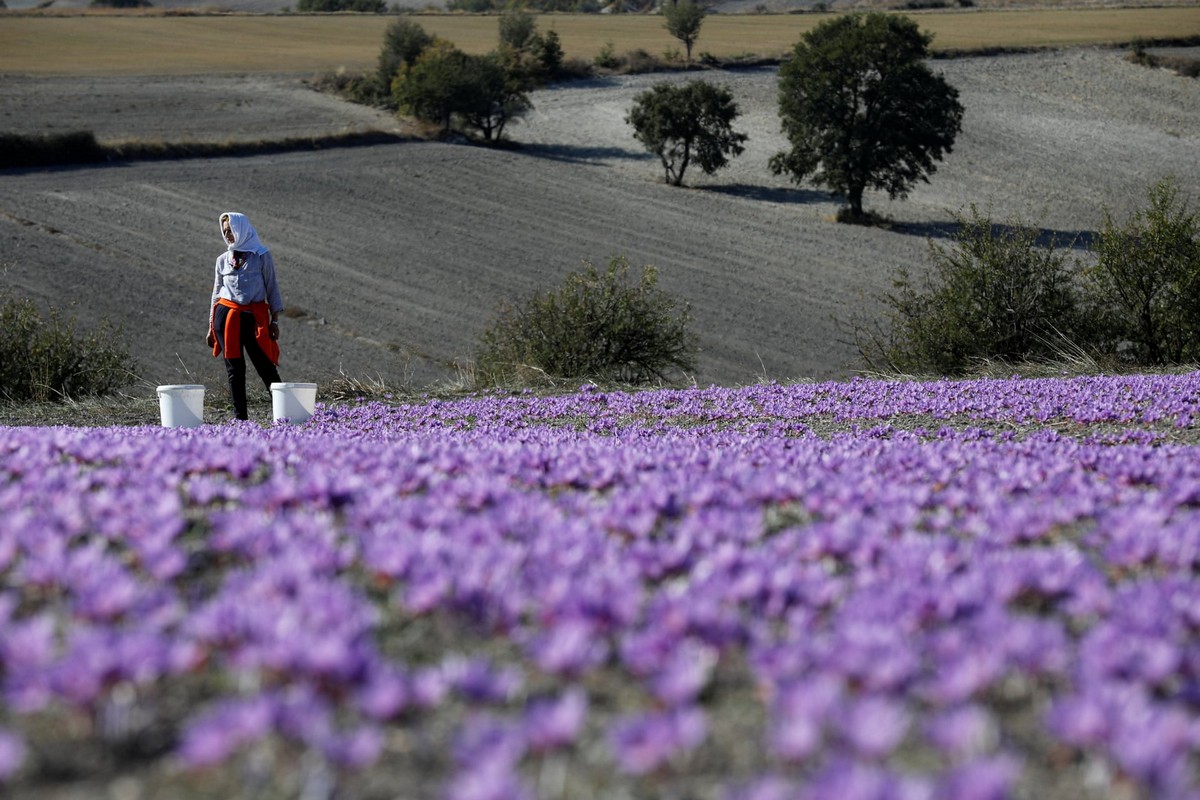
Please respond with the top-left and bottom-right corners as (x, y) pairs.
(0, 729), (26, 782)
(835, 695), (910, 760)
(5, 373), (1200, 797)
(649, 639), (718, 706)
(178, 695), (275, 768)
(441, 656), (523, 705)
(527, 618), (610, 677)
(355, 664), (411, 721)
(610, 707), (707, 775)
(932, 755), (1022, 800)
(443, 759), (533, 800)
(322, 725), (385, 769)
(523, 688), (588, 753)
(924, 705), (997, 759)
(806, 758), (926, 800)
(768, 674), (843, 762)
(452, 713), (527, 769)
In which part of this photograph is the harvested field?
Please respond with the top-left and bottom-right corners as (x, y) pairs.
(1, 46), (1198, 400)
(2, 9), (1200, 74)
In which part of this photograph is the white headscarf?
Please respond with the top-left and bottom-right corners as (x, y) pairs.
(220, 212), (269, 255)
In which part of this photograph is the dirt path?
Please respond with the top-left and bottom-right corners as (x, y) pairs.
(1, 48), (1197, 396)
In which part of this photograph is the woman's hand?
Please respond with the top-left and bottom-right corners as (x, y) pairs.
(269, 321), (279, 341)
(206, 330), (215, 348)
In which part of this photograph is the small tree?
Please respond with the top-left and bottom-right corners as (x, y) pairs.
(393, 41), (471, 132)
(532, 30), (564, 77)
(626, 80), (747, 186)
(498, 10), (563, 86)
(395, 43), (531, 140)
(861, 206), (1084, 375)
(476, 256), (697, 387)
(662, 0), (705, 64)
(456, 53), (533, 142)
(771, 13), (964, 219)
(1085, 177), (1200, 365)
(499, 8), (539, 53)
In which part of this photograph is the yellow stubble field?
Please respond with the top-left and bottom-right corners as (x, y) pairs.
(0, 7), (1197, 75)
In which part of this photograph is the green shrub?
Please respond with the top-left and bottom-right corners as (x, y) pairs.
(0, 291), (137, 403)
(861, 205), (1085, 376)
(475, 256), (697, 387)
(594, 42), (620, 70)
(1085, 177), (1200, 365)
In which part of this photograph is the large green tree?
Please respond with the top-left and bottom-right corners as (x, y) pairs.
(770, 13), (963, 219)
(626, 80), (747, 186)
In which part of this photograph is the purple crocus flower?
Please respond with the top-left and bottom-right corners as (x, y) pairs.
(442, 656), (523, 705)
(835, 695), (910, 760)
(806, 758), (905, 800)
(924, 705), (997, 759)
(444, 759), (533, 800)
(322, 725), (385, 769)
(649, 639), (718, 707)
(766, 672), (844, 762)
(933, 755), (1023, 800)
(452, 713), (528, 769)
(527, 618), (610, 677)
(0, 729), (26, 782)
(1045, 694), (1110, 748)
(609, 707), (707, 775)
(356, 663), (411, 721)
(178, 695), (275, 768)
(523, 688), (588, 754)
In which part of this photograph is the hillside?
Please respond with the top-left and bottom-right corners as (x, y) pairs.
(1, 47), (1197, 396)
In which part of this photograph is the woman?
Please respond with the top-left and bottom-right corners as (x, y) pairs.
(206, 212), (284, 421)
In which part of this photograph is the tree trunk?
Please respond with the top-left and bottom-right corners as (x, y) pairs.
(848, 185), (865, 217)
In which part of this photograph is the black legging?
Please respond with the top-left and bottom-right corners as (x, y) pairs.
(214, 305), (281, 420)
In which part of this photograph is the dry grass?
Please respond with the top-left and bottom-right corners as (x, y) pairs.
(0, 7), (1197, 75)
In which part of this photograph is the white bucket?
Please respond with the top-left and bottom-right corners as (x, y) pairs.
(156, 384), (205, 428)
(271, 382), (317, 424)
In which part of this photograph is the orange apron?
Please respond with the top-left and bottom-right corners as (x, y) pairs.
(210, 298), (280, 366)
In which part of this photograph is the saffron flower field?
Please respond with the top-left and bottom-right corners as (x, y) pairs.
(4, 373), (1200, 799)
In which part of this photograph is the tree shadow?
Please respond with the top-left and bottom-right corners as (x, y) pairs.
(892, 220), (1099, 251)
(513, 142), (651, 165)
(702, 183), (829, 205)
